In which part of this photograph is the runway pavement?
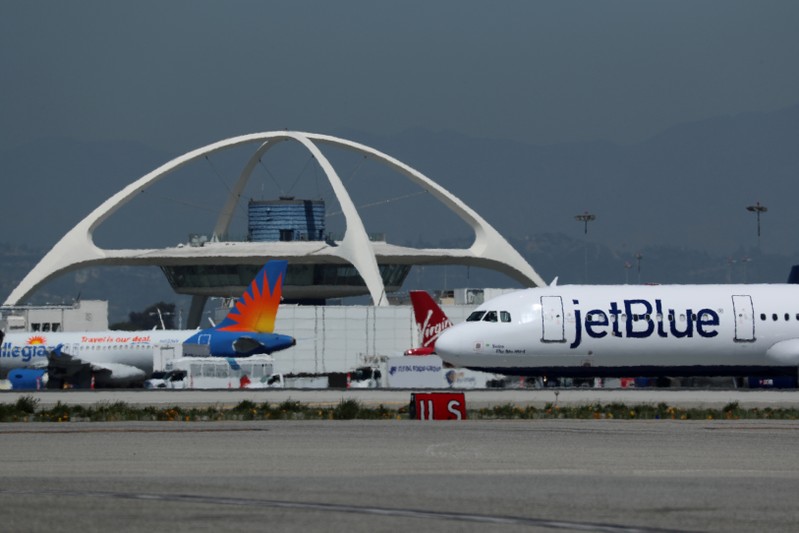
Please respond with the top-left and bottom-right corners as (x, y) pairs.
(1, 387), (799, 409)
(1, 419), (798, 532)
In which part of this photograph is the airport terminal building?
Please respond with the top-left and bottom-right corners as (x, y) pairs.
(3, 132), (542, 376)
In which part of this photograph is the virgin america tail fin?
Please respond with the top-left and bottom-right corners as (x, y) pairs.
(405, 291), (453, 356)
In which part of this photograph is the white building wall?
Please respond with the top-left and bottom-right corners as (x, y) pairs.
(62, 300), (109, 331)
(453, 288), (518, 306)
(0, 300), (108, 332)
(273, 304), (475, 375)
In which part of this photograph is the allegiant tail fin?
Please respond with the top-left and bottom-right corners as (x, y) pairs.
(217, 260), (288, 333)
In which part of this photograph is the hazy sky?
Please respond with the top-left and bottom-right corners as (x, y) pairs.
(3, 1), (799, 153)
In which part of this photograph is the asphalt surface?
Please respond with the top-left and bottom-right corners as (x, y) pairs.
(2, 418), (798, 532)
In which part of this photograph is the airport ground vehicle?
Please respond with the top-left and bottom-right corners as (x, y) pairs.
(161, 357), (283, 389)
(347, 366), (382, 388)
(143, 369), (188, 389)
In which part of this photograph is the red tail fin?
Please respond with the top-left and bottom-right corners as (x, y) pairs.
(406, 291), (453, 355)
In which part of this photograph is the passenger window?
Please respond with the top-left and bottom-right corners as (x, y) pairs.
(785, 313), (790, 321)
(467, 311), (486, 322)
(760, 313), (766, 321)
(483, 311), (498, 322)
(772, 314), (778, 321)
(500, 311), (511, 323)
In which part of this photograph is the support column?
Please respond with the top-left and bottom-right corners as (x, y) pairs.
(187, 295), (209, 329)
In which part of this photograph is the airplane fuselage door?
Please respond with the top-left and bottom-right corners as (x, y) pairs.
(541, 296), (566, 343)
(732, 295), (755, 342)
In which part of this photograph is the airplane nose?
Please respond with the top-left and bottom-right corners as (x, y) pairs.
(435, 327), (460, 357)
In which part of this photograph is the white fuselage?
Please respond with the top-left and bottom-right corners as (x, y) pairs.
(0, 329), (193, 377)
(434, 284), (799, 376)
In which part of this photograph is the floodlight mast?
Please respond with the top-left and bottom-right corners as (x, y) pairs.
(746, 201), (767, 248)
(635, 253), (643, 284)
(574, 211), (596, 234)
(574, 211), (596, 282)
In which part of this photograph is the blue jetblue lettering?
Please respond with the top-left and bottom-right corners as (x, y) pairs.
(569, 299), (720, 349)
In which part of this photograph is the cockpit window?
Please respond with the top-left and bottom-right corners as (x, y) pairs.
(500, 311), (511, 323)
(483, 311), (498, 322)
(466, 311), (486, 322)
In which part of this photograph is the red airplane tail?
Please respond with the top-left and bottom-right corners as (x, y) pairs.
(405, 291), (454, 355)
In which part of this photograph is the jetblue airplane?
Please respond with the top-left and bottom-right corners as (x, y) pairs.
(435, 268), (799, 378)
(0, 260), (295, 389)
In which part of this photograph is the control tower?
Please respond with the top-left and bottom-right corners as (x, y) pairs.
(161, 197), (411, 305)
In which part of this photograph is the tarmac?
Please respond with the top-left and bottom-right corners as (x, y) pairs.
(2, 418), (798, 532)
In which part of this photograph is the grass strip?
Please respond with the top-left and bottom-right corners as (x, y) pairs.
(1, 397), (797, 422)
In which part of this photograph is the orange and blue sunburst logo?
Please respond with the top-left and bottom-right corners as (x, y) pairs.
(217, 260), (287, 333)
(27, 335), (46, 345)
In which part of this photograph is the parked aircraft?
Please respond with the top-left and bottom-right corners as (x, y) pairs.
(0, 260), (295, 388)
(395, 290), (508, 388)
(404, 291), (453, 356)
(435, 269), (799, 378)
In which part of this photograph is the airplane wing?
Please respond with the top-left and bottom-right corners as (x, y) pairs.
(88, 362), (146, 381)
(47, 345), (146, 387)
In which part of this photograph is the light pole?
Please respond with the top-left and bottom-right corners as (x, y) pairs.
(149, 308), (174, 330)
(726, 257), (736, 283)
(746, 202), (767, 248)
(575, 211), (596, 282)
(729, 257), (752, 283)
(635, 253), (643, 284)
(575, 211), (596, 234)
(740, 256), (751, 283)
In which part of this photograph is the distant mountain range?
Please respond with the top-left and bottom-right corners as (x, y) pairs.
(341, 103), (799, 256)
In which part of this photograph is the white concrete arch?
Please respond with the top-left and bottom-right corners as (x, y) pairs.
(306, 133), (541, 280)
(5, 131), (545, 307)
(6, 132), (282, 305)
